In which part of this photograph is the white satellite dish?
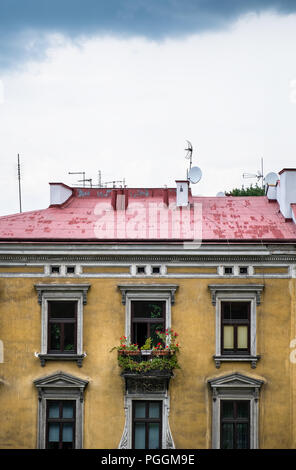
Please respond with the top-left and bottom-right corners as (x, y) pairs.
(188, 166), (202, 184)
(264, 172), (278, 186)
(216, 191), (225, 197)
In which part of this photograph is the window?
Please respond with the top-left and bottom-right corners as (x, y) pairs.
(48, 301), (77, 354)
(239, 266), (248, 275)
(51, 266), (60, 274)
(66, 266), (75, 274)
(208, 372), (264, 449)
(208, 284), (264, 368)
(136, 266), (146, 274)
(152, 266), (161, 275)
(133, 401), (162, 449)
(35, 284), (90, 367)
(34, 371), (88, 449)
(131, 301), (165, 348)
(221, 302), (250, 355)
(46, 400), (76, 449)
(224, 267), (233, 275)
(220, 400), (250, 449)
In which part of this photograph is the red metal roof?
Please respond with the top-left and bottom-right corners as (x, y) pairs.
(0, 186), (296, 242)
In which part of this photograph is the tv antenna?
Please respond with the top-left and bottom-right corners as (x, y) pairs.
(243, 157), (264, 188)
(17, 153), (22, 213)
(68, 171), (86, 187)
(184, 140), (202, 185)
(102, 178), (126, 188)
(185, 140), (193, 170)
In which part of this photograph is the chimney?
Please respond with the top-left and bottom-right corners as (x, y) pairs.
(49, 183), (73, 206)
(278, 169), (296, 219)
(176, 180), (189, 207)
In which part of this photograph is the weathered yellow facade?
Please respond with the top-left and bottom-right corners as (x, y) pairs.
(1, 267), (296, 448)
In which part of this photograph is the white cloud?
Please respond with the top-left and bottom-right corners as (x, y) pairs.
(1, 12), (296, 215)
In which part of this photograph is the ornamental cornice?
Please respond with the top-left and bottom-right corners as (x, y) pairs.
(1, 254), (296, 263)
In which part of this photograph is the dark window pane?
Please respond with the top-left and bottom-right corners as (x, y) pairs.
(149, 423), (160, 449)
(134, 423), (146, 449)
(50, 323), (61, 350)
(222, 302), (249, 320)
(237, 423), (249, 449)
(48, 423), (60, 442)
(237, 401), (249, 419)
(134, 402), (146, 418)
(133, 302), (164, 319)
(64, 323), (75, 351)
(62, 402), (74, 418)
(133, 323), (147, 347)
(221, 401), (234, 419)
(149, 402), (160, 418)
(49, 301), (76, 319)
(62, 423), (73, 442)
(221, 423), (233, 449)
(48, 401), (60, 418)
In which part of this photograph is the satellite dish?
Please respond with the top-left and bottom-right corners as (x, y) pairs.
(216, 191), (225, 197)
(264, 172), (278, 185)
(188, 166), (202, 184)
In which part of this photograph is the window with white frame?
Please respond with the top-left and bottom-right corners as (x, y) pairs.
(208, 284), (264, 368)
(117, 284), (178, 348)
(35, 284), (90, 367)
(208, 372), (264, 449)
(34, 371), (88, 449)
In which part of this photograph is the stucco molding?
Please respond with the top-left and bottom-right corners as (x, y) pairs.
(118, 283), (178, 305)
(35, 283), (90, 305)
(208, 284), (264, 306)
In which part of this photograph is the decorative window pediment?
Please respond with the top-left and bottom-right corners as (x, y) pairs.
(34, 371), (89, 392)
(209, 284), (264, 306)
(34, 371), (88, 449)
(208, 372), (265, 390)
(207, 372), (265, 449)
(118, 283), (178, 305)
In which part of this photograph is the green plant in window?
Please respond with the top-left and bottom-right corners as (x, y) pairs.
(111, 330), (181, 373)
(141, 337), (152, 350)
(149, 303), (162, 318)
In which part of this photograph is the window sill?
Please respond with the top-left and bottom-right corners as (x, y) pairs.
(213, 355), (260, 369)
(37, 353), (86, 367)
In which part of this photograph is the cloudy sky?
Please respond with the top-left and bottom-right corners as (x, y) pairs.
(1, 1), (296, 216)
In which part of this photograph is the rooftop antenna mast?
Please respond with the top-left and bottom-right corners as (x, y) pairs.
(185, 140), (203, 185)
(17, 153), (22, 213)
(68, 171), (86, 187)
(102, 179), (126, 188)
(243, 157), (264, 189)
(185, 140), (193, 178)
(78, 178), (92, 187)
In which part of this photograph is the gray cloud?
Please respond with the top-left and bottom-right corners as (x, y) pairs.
(1, 1), (296, 69)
